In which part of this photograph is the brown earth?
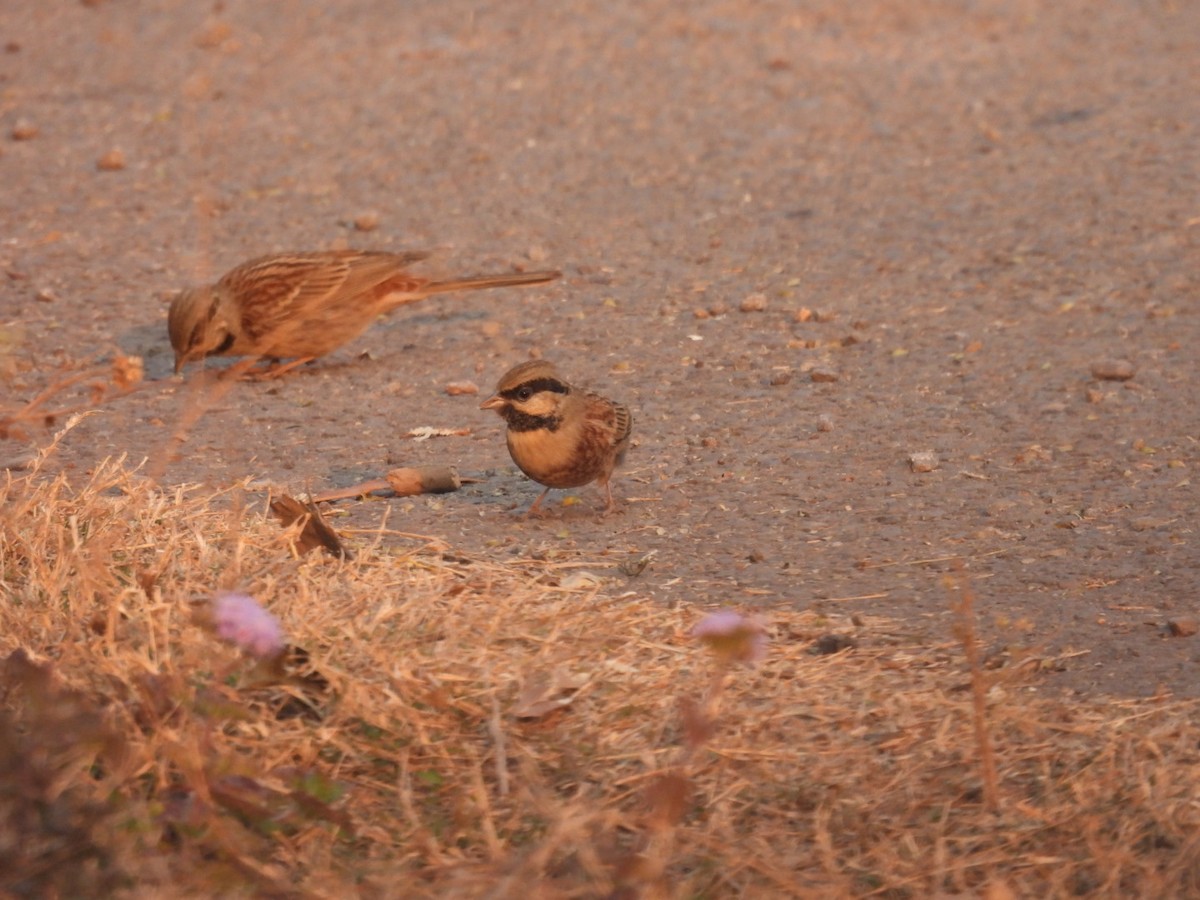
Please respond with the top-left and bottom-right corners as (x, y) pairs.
(2, 0), (1197, 697)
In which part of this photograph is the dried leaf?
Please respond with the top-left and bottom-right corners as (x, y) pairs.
(645, 771), (692, 829)
(270, 494), (350, 559)
(513, 668), (589, 719)
(407, 426), (471, 440)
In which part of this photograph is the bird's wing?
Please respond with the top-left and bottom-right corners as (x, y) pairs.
(611, 402), (633, 445)
(225, 254), (347, 341)
(337, 250), (431, 299)
(586, 392), (633, 445)
(226, 251), (429, 341)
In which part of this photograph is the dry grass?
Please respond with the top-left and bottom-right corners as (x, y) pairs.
(2, 425), (1199, 898)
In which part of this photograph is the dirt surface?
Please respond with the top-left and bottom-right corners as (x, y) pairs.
(2, 0), (1197, 697)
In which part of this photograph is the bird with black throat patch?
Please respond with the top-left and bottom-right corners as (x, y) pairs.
(480, 359), (632, 517)
(167, 249), (560, 377)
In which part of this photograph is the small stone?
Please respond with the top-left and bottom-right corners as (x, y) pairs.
(34, 288), (57, 303)
(619, 554), (653, 577)
(816, 414), (834, 433)
(739, 292), (768, 312)
(1090, 359), (1135, 381)
(1131, 516), (1173, 532)
(693, 308), (710, 319)
(111, 354), (144, 388)
(195, 21), (234, 49)
(96, 149), (126, 171)
(812, 633), (856, 655)
(527, 244), (548, 263)
(444, 381), (478, 396)
(1165, 617), (1197, 637)
(769, 370), (792, 386)
(11, 119), (38, 140)
(708, 301), (729, 316)
(353, 211), (380, 231)
(909, 451), (939, 473)
(810, 368), (839, 383)
(794, 307), (814, 322)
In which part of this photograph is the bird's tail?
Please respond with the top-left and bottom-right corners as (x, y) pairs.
(421, 270), (561, 294)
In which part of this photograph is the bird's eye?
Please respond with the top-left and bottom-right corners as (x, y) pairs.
(516, 386), (533, 401)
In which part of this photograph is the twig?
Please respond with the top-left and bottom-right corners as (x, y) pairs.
(948, 561), (1000, 813)
(0, 357), (145, 440)
(488, 685), (509, 798)
(310, 466), (471, 503)
(861, 549), (1008, 569)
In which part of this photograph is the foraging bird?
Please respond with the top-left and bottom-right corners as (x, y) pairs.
(480, 359), (632, 516)
(167, 249), (560, 375)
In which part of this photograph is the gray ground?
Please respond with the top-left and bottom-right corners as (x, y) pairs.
(2, 0), (1198, 696)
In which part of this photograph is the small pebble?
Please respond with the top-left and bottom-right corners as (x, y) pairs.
(740, 292), (767, 313)
(353, 211), (380, 231)
(816, 414), (834, 433)
(527, 244), (548, 263)
(693, 308), (710, 320)
(11, 119), (38, 140)
(810, 368), (839, 383)
(96, 149), (126, 171)
(909, 451), (939, 473)
(708, 301), (729, 316)
(1130, 516), (1172, 532)
(812, 633), (857, 655)
(794, 307), (814, 322)
(1090, 359), (1135, 381)
(195, 21), (233, 49)
(35, 288), (57, 303)
(445, 381), (479, 396)
(111, 354), (144, 388)
(1165, 617), (1197, 638)
(769, 370), (792, 386)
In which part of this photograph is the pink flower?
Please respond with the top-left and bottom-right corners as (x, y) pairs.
(211, 592), (284, 658)
(692, 610), (768, 665)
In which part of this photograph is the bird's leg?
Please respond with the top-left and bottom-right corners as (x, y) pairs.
(523, 487), (553, 519)
(599, 479), (618, 517)
(239, 357), (317, 381)
(214, 357), (266, 382)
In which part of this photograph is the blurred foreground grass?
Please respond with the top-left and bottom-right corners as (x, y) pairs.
(2, 437), (1198, 898)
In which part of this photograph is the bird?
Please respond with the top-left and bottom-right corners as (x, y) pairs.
(167, 249), (561, 376)
(480, 359), (632, 516)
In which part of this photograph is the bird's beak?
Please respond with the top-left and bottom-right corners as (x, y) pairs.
(479, 395), (505, 411)
(174, 345), (204, 375)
